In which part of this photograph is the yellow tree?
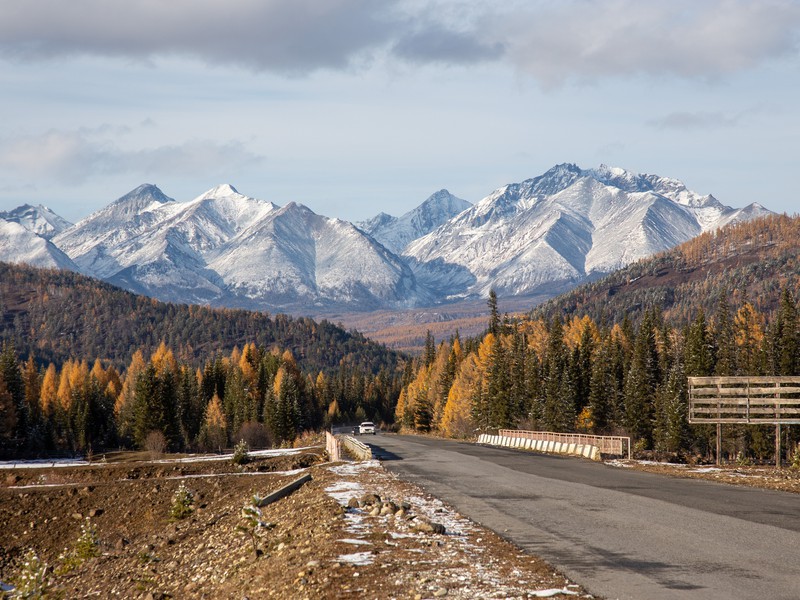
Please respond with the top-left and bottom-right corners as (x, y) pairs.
(201, 393), (227, 451)
(734, 302), (765, 374)
(116, 350), (146, 416)
(151, 342), (177, 376)
(441, 354), (480, 438)
(56, 359), (74, 411)
(40, 363), (59, 417)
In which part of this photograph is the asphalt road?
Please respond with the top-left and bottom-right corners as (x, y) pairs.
(364, 434), (800, 600)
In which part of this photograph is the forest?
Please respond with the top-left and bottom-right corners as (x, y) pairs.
(397, 286), (800, 461)
(0, 339), (401, 457)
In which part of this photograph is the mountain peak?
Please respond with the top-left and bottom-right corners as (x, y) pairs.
(0, 202), (74, 239)
(204, 184), (240, 197)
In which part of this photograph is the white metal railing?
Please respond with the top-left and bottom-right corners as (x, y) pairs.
(498, 430), (631, 459)
(340, 435), (372, 461)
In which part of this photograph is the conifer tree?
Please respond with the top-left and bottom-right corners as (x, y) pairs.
(486, 332), (511, 429)
(623, 312), (659, 446)
(713, 291), (736, 376)
(589, 336), (618, 434)
(488, 289), (500, 337)
(773, 288), (798, 375)
(542, 317), (572, 432)
(653, 359), (690, 456)
(734, 302), (764, 375)
(423, 331), (436, 368)
(684, 309), (714, 376)
(0, 343), (25, 441)
(0, 373), (17, 449)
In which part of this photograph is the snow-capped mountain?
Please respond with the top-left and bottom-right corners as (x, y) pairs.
(0, 218), (79, 271)
(0, 204), (73, 239)
(404, 164), (772, 298)
(49, 184), (426, 310)
(0, 164), (773, 312)
(357, 189), (471, 253)
(210, 202), (426, 309)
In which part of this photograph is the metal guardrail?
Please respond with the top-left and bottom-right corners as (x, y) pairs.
(340, 435), (373, 461)
(498, 429), (631, 459)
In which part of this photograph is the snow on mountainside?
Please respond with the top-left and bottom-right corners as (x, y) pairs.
(0, 219), (79, 271)
(211, 202), (427, 309)
(358, 190), (471, 253)
(48, 184), (426, 311)
(0, 204), (73, 239)
(0, 164), (774, 312)
(404, 163), (772, 298)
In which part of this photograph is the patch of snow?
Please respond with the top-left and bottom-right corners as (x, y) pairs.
(338, 538), (372, 546)
(530, 588), (579, 598)
(337, 551), (374, 566)
(327, 460), (380, 476)
(0, 458), (91, 469)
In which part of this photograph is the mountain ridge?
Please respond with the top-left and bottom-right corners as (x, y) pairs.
(2, 164), (772, 313)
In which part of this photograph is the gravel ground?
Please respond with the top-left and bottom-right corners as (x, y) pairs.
(0, 448), (592, 599)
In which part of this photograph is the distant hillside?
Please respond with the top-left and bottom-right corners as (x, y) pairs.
(532, 213), (800, 326)
(0, 262), (401, 374)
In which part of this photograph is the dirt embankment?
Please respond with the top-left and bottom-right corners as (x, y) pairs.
(1, 449), (590, 599)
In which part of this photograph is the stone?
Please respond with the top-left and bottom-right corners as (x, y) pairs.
(71, 512), (83, 520)
(347, 497), (359, 509)
(434, 588), (448, 597)
(360, 493), (381, 505)
(89, 508), (104, 518)
(413, 520), (446, 535)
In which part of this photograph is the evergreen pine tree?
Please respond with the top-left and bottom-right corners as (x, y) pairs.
(488, 289), (500, 337)
(623, 313), (659, 446)
(653, 359), (690, 456)
(0, 343), (25, 443)
(684, 309), (714, 376)
(542, 317), (572, 432)
(713, 291), (736, 376)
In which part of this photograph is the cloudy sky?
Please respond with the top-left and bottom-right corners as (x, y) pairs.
(0, 0), (798, 223)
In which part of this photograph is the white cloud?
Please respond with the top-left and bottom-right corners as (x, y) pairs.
(495, 0), (800, 86)
(0, 129), (263, 185)
(0, 0), (407, 74)
(2, 1), (796, 82)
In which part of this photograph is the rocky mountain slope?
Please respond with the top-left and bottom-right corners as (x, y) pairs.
(1, 164), (772, 312)
(531, 212), (800, 327)
(405, 163), (771, 299)
(357, 189), (471, 254)
(0, 203), (72, 239)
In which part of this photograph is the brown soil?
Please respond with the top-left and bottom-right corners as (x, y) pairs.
(0, 449), (591, 599)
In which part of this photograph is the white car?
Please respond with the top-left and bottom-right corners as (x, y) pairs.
(359, 421), (376, 435)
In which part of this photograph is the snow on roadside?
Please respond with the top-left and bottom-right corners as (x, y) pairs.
(0, 447), (307, 470)
(322, 459), (592, 598)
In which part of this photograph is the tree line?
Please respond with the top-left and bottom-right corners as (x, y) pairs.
(0, 341), (402, 458)
(397, 288), (800, 461)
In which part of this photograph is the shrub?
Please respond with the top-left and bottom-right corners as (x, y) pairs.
(236, 422), (271, 449)
(55, 518), (99, 575)
(145, 430), (167, 460)
(75, 518), (100, 560)
(13, 548), (48, 598)
(232, 439), (250, 465)
(170, 483), (195, 520)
